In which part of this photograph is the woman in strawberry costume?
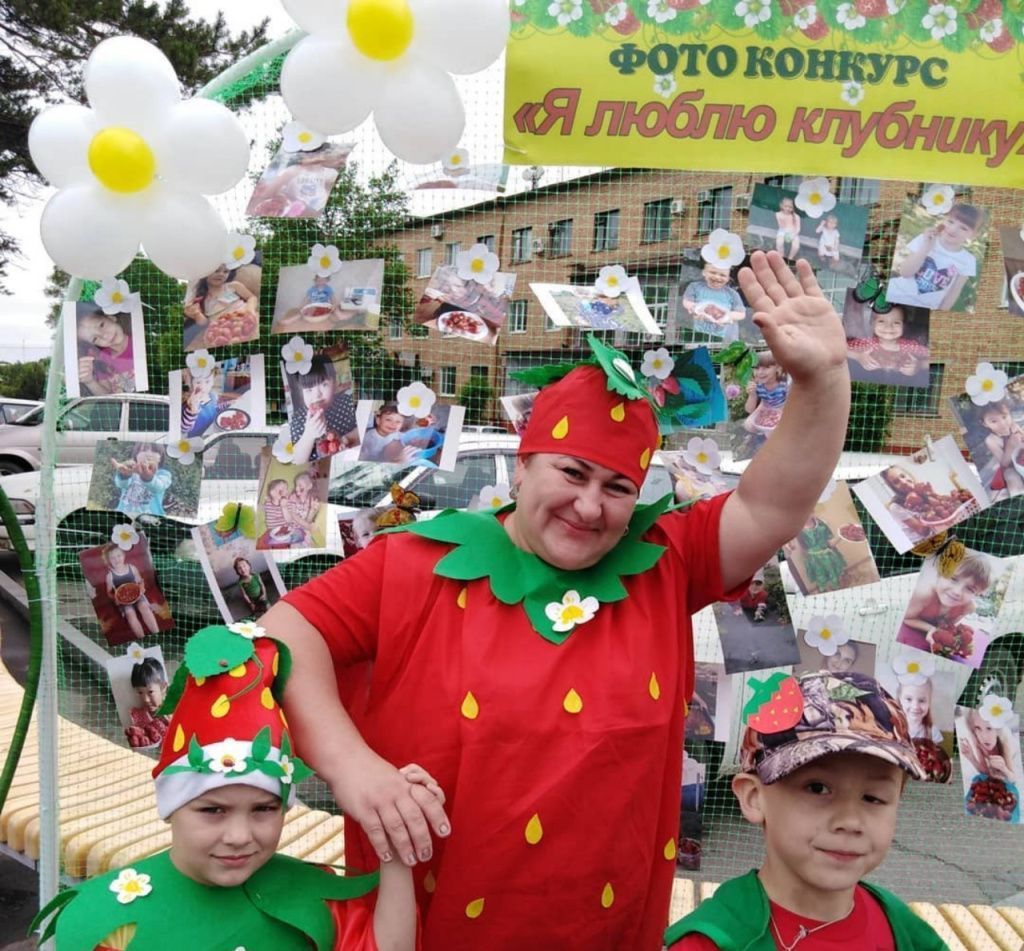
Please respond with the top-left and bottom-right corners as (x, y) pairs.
(262, 251), (852, 949)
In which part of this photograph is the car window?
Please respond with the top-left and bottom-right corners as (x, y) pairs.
(202, 435), (271, 480)
(329, 461), (418, 508)
(11, 406), (45, 426)
(59, 400), (121, 432)
(405, 454), (498, 510)
(128, 401), (170, 432)
(0, 403), (37, 423)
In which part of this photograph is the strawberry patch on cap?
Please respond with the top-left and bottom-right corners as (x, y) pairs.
(742, 673), (804, 733)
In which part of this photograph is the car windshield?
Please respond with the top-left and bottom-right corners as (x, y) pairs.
(329, 460), (418, 508)
(11, 406), (44, 426)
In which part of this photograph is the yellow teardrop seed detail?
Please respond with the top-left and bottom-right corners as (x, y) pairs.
(272, 652), (279, 676)
(639, 447), (651, 470)
(563, 688), (583, 714)
(194, 676), (206, 687)
(457, 586), (468, 609)
(211, 694), (231, 718)
(228, 663), (247, 678)
(551, 416), (569, 439)
(172, 724), (185, 752)
(610, 402), (626, 422)
(461, 691), (479, 720)
(601, 882), (615, 908)
(648, 672), (661, 700)
(465, 898), (485, 919)
(279, 708), (289, 728)
(261, 687), (275, 710)
(423, 869), (436, 893)
(664, 838), (677, 860)
(525, 813), (543, 845)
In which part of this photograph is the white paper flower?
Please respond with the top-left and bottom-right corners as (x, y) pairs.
(735, 0), (771, 28)
(980, 18), (1003, 42)
(281, 119), (326, 153)
(683, 436), (721, 475)
(306, 243), (342, 278)
(892, 653), (935, 686)
(545, 590), (600, 633)
(795, 177), (836, 219)
(477, 483), (513, 510)
(207, 739), (251, 774)
(109, 868), (152, 905)
(166, 436), (203, 466)
(817, 479), (838, 504)
(111, 523), (140, 551)
(701, 229), (745, 268)
(185, 349), (215, 379)
(966, 362), (1008, 406)
(455, 243), (500, 284)
(279, 754), (296, 784)
(595, 264), (633, 298)
(979, 693), (1015, 729)
(641, 348), (675, 380)
(604, 1), (629, 24)
(272, 424), (297, 464)
(443, 147), (470, 176)
(126, 642), (147, 662)
(281, 336), (314, 376)
(647, 0), (677, 23)
(28, 36), (248, 280)
(803, 614), (849, 656)
(920, 183), (955, 216)
(228, 620), (266, 640)
(922, 3), (957, 40)
(225, 233), (257, 269)
(653, 74), (678, 99)
(793, 4), (816, 28)
(94, 278), (133, 315)
(280, 0), (508, 165)
(550, 0), (584, 24)
(396, 381), (437, 418)
(840, 81), (865, 106)
(836, 3), (865, 29)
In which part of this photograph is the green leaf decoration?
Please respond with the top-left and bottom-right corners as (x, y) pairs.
(187, 735), (205, 768)
(588, 333), (650, 401)
(710, 340), (750, 365)
(271, 640), (294, 705)
(510, 360), (590, 388)
(251, 726), (271, 763)
(237, 504), (257, 539)
(29, 888), (76, 944)
(742, 672), (790, 722)
(214, 502), (240, 533)
(289, 759), (315, 785)
(184, 624), (256, 678)
(157, 664), (189, 717)
(281, 731), (293, 758)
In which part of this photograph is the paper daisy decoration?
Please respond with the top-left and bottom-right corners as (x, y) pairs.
(166, 436), (203, 466)
(455, 243), (500, 284)
(307, 243), (342, 278)
(965, 362), (1008, 406)
(397, 381), (437, 417)
(279, 754), (296, 784)
(224, 233), (257, 269)
(272, 424), (297, 464)
(185, 349), (216, 379)
(700, 229), (745, 268)
(545, 590), (599, 633)
(640, 348), (674, 381)
(110, 524), (140, 551)
(28, 36), (249, 280)
(281, 119), (326, 153)
(795, 177), (836, 219)
(803, 614), (849, 656)
(279, 0), (509, 164)
(94, 278), (133, 315)
(892, 653), (935, 686)
(682, 436), (721, 475)
(282, 336), (314, 375)
(228, 620), (265, 640)
(920, 184), (954, 216)
(443, 147), (470, 176)
(109, 868), (152, 905)
(126, 642), (147, 662)
(477, 483), (513, 510)
(978, 693), (1015, 729)
(595, 264), (637, 298)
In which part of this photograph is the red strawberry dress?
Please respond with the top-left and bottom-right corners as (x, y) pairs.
(283, 491), (744, 950)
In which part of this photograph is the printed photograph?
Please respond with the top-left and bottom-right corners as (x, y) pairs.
(106, 643), (171, 750)
(271, 259), (384, 333)
(842, 289), (930, 389)
(795, 635), (875, 679)
(192, 519), (287, 623)
(876, 661), (955, 783)
(183, 256), (262, 351)
(677, 259), (750, 342)
(678, 755), (706, 872)
(255, 450), (330, 550)
(86, 439), (203, 519)
(530, 282), (663, 336)
(955, 702), (1023, 823)
(886, 195), (990, 313)
(721, 352), (790, 463)
(78, 532), (173, 647)
(170, 354), (266, 442)
(337, 500), (418, 559)
(499, 392), (536, 437)
(851, 437), (989, 554)
(246, 141), (351, 218)
(685, 663), (724, 742)
(63, 299), (148, 399)
(658, 442), (738, 507)
(282, 344), (359, 463)
(355, 393), (465, 472)
(781, 480), (880, 596)
(640, 347), (726, 435)
(998, 225), (1024, 318)
(413, 265), (516, 345)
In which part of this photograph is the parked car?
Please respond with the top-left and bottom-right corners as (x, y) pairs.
(0, 393), (170, 474)
(0, 398), (43, 426)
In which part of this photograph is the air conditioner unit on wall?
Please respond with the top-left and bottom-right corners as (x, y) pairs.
(696, 190), (713, 204)
(734, 193), (752, 212)
(430, 223), (444, 239)
(531, 238), (546, 254)
(670, 198), (686, 216)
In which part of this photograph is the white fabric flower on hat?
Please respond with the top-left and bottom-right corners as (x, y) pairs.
(166, 436), (203, 466)
(795, 177), (836, 219)
(892, 653), (935, 686)
(282, 336), (314, 376)
(307, 243), (342, 278)
(28, 36), (248, 280)
(920, 183), (955, 216)
(595, 264), (637, 298)
(397, 381), (437, 417)
(683, 436), (721, 475)
(109, 868), (152, 905)
(281, 119), (326, 153)
(803, 614), (849, 656)
(207, 739), (251, 774)
(545, 590), (599, 633)
(228, 620), (265, 640)
(476, 483), (513, 510)
(966, 362), (1008, 406)
(279, 754), (296, 784)
(979, 693), (1015, 729)
(641, 348), (674, 381)
(94, 278), (134, 315)
(443, 147), (470, 176)
(225, 233), (257, 269)
(455, 243), (499, 284)
(111, 524), (140, 551)
(701, 229), (745, 268)
(272, 424), (297, 464)
(279, 0), (508, 165)
(186, 349), (215, 379)
(922, 3), (957, 41)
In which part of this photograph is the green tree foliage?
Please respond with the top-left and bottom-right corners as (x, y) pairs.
(458, 374), (495, 427)
(0, 357), (48, 399)
(1, 0), (269, 290)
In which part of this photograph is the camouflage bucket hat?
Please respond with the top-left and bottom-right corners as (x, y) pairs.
(740, 670), (927, 784)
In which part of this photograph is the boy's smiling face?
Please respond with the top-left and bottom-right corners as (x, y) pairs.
(701, 264), (731, 289)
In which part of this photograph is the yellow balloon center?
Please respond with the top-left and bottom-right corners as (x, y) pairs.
(88, 127), (156, 193)
(347, 0), (415, 61)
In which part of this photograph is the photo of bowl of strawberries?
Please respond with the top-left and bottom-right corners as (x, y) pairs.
(113, 581), (141, 606)
(929, 623), (974, 660)
(966, 776), (1018, 822)
(838, 522), (866, 543)
(215, 408), (250, 432)
(912, 738), (951, 784)
(203, 309), (258, 347)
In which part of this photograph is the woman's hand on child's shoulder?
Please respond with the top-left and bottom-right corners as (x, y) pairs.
(400, 763), (446, 806)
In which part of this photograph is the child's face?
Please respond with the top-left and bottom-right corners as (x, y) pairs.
(937, 214), (977, 250)
(701, 264), (731, 290)
(136, 681), (166, 714)
(78, 313), (126, 350)
(780, 198), (794, 213)
(934, 569), (984, 611)
(136, 451), (161, 480)
(972, 718), (999, 753)
(302, 377), (336, 410)
(354, 517), (375, 548)
(883, 467), (916, 494)
(207, 265), (230, 286)
(236, 560), (251, 578)
(314, 275), (329, 287)
(294, 474), (313, 498)
(872, 309), (905, 343)
(824, 216), (838, 229)
(269, 483), (287, 504)
(168, 785), (284, 887)
(981, 406), (1013, 438)
(107, 547), (126, 570)
(753, 363), (778, 385)
(376, 411), (404, 435)
(899, 683), (930, 721)
(825, 643), (857, 673)
(748, 580), (764, 595)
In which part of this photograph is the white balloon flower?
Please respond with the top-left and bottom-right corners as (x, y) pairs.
(28, 36), (250, 281)
(279, 0), (509, 164)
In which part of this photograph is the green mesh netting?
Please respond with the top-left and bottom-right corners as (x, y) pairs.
(31, 31), (1024, 937)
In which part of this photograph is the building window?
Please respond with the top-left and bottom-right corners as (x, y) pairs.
(993, 360), (1024, 379)
(477, 234), (495, 252)
(545, 312), (560, 332)
(838, 177), (881, 205)
(814, 269), (852, 313)
(416, 248), (432, 277)
(593, 209), (620, 251)
(891, 364), (945, 416)
(512, 227), (533, 262)
(549, 218), (573, 256)
(508, 300), (528, 334)
(764, 174), (803, 191)
(697, 187), (732, 235)
(642, 199), (673, 243)
(470, 365), (489, 383)
(388, 316), (403, 340)
(444, 242), (461, 266)
(439, 366), (457, 396)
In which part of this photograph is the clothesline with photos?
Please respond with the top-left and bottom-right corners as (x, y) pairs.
(28, 34), (1024, 834)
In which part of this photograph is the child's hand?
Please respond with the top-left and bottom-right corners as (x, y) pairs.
(861, 351), (881, 371)
(745, 380), (757, 396)
(400, 763), (446, 806)
(110, 457), (135, 476)
(79, 356), (96, 384)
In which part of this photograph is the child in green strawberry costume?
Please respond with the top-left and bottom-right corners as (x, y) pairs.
(31, 622), (442, 951)
(665, 670), (946, 950)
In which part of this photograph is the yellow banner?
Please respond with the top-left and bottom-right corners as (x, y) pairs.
(503, 1), (1024, 187)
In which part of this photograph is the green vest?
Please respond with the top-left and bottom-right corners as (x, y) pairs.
(664, 870), (949, 951)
